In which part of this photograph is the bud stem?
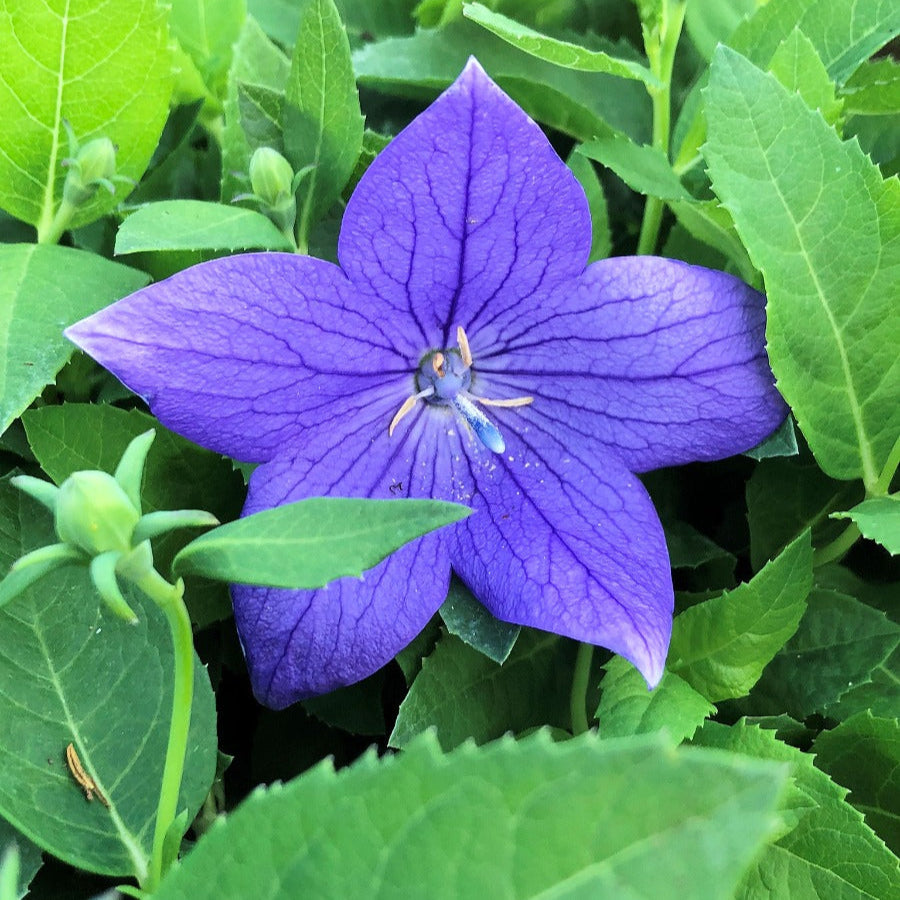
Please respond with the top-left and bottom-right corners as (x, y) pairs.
(37, 197), (79, 245)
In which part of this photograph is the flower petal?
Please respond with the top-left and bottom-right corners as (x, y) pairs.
(475, 256), (788, 473)
(233, 405), (464, 706)
(448, 419), (672, 688)
(66, 253), (411, 463)
(339, 57), (590, 349)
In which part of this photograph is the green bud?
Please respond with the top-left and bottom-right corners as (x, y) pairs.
(55, 471), (140, 556)
(248, 147), (297, 233)
(63, 136), (118, 206)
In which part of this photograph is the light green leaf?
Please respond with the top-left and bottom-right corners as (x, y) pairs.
(834, 496), (900, 554)
(566, 148), (611, 262)
(597, 658), (714, 744)
(669, 531), (813, 702)
(352, 22), (651, 144)
(842, 57), (900, 116)
(114, 200), (294, 254)
(438, 578), (519, 664)
(0, 818), (41, 900)
(814, 712), (900, 853)
(153, 731), (788, 900)
(747, 588), (899, 719)
(173, 498), (469, 588)
(22, 404), (245, 628)
(283, 0), (365, 238)
(221, 15), (291, 204)
(462, 3), (659, 86)
(0, 244), (148, 436)
(704, 47), (900, 486)
(580, 132), (692, 200)
(767, 28), (843, 125)
(696, 720), (900, 900)
(0, 480), (217, 880)
(729, 0), (900, 86)
(389, 629), (575, 749)
(0, 0), (171, 232)
(170, 0), (247, 104)
(684, 0), (758, 61)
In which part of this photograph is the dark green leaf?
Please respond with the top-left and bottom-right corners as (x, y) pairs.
(236, 82), (285, 154)
(814, 712), (900, 853)
(0, 480), (217, 879)
(0, 245), (149, 435)
(389, 629), (575, 749)
(566, 148), (611, 262)
(283, 0), (365, 236)
(842, 57), (900, 116)
(153, 731), (788, 900)
(438, 578), (520, 664)
(173, 498), (469, 588)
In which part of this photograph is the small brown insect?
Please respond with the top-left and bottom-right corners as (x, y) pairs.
(65, 743), (109, 807)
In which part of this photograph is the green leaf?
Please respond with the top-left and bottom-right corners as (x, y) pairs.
(22, 404), (245, 628)
(0, 0), (171, 232)
(663, 519), (735, 572)
(729, 0), (900, 86)
(170, 0), (247, 104)
(352, 22), (651, 145)
(462, 3), (659, 86)
(115, 200), (294, 254)
(834, 496), (900, 554)
(814, 712), (900, 854)
(0, 244), (148, 436)
(236, 82), (285, 154)
(580, 132), (692, 201)
(744, 415), (799, 461)
(704, 47), (900, 486)
(746, 588), (899, 719)
(0, 818), (41, 900)
(221, 16), (291, 204)
(684, 0), (758, 61)
(842, 57), (900, 116)
(283, 0), (365, 238)
(173, 497), (469, 588)
(0, 479), (217, 880)
(826, 646), (900, 721)
(389, 629), (575, 749)
(438, 578), (519, 664)
(695, 720), (900, 900)
(767, 28), (843, 126)
(566, 148), (611, 262)
(597, 658), (714, 744)
(153, 731), (788, 900)
(746, 453), (863, 570)
(669, 531), (813, 702)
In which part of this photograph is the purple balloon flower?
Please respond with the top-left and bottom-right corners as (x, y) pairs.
(67, 59), (786, 708)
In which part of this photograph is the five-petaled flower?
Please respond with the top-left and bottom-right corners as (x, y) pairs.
(67, 60), (787, 708)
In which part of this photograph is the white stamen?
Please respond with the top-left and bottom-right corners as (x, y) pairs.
(477, 395), (534, 408)
(456, 325), (473, 368)
(389, 387), (434, 436)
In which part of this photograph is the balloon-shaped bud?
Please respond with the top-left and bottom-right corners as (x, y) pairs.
(248, 147), (297, 233)
(55, 471), (140, 556)
(63, 136), (119, 206)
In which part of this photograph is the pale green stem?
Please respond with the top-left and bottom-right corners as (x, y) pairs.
(813, 521), (861, 568)
(636, 2), (687, 256)
(129, 567), (193, 893)
(570, 642), (595, 735)
(36, 197), (78, 245)
(871, 435), (900, 497)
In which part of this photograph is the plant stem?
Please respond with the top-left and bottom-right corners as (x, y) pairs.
(570, 642), (595, 735)
(131, 567), (194, 893)
(636, 1), (687, 256)
(871, 435), (900, 497)
(813, 521), (861, 568)
(36, 197), (78, 244)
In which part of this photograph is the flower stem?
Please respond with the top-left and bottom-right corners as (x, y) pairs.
(130, 567), (194, 893)
(636, 1), (687, 256)
(570, 642), (595, 735)
(871, 435), (900, 497)
(813, 521), (861, 568)
(36, 197), (78, 245)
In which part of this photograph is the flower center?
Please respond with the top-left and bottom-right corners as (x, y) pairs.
(388, 326), (533, 454)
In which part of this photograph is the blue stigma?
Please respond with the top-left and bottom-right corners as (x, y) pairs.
(416, 350), (505, 453)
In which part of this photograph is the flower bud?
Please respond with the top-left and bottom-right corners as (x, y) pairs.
(248, 147), (297, 233)
(54, 471), (140, 556)
(63, 137), (118, 206)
